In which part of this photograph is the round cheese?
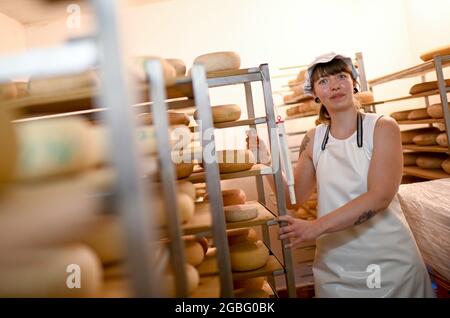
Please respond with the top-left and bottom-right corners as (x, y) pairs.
(217, 149), (255, 173)
(177, 181), (196, 200)
(408, 108), (430, 120)
(412, 133), (439, 146)
(175, 162), (195, 179)
(193, 51), (241, 73)
(416, 156), (446, 169)
(356, 91), (374, 105)
(0, 244), (102, 297)
(442, 159), (450, 174)
(204, 188), (246, 206)
(390, 110), (411, 121)
(436, 133), (449, 147)
(297, 69), (307, 81)
(234, 288), (270, 298)
(229, 240), (269, 272)
(427, 103), (450, 119)
(185, 240), (205, 267)
(227, 228), (258, 246)
(166, 58), (186, 77)
(233, 277), (265, 290)
(286, 105), (300, 117)
(403, 153), (419, 166)
(0, 80), (18, 100)
(131, 56), (176, 85)
(224, 204), (258, 222)
(138, 110), (190, 126)
(410, 80), (450, 95)
(194, 104), (241, 123)
(401, 127), (441, 144)
(163, 263), (200, 297)
(420, 45), (450, 62)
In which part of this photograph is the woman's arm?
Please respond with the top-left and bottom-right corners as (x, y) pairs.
(279, 117), (403, 246)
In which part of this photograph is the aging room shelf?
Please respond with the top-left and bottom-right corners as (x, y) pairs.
(186, 164), (273, 184)
(182, 201), (276, 235)
(403, 145), (449, 153)
(397, 118), (445, 125)
(371, 87), (450, 106)
(403, 166), (450, 180)
(189, 117), (267, 132)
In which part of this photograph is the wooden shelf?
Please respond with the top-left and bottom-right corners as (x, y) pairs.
(285, 110), (317, 120)
(402, 145), (449, 153)
(190, 117), (267, 132)
(197, 249), (284, 280)
(403, 166), (450, 180)
(396, 118), (445, 125)
(186, 164), (273, 184)
(277, 96), (314, 108)
(371, 87), (450, 106)
(182, 201), (276, 235)
(369, 58), (450, 86)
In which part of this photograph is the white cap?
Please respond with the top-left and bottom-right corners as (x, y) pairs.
(303, 52), (358, 96)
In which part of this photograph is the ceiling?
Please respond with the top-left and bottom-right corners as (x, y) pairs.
(0, 0), (172, 25)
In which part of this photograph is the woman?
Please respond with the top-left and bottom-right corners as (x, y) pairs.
(247, 53), (435, 297)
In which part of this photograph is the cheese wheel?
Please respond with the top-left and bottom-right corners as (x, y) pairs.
(14, 81), (28, 98)
(14, 117), (91, 180)
(224, 204), (258, 222)
(407, 108), (430, 120)
(412, 133), (439, 146)
(229, 240), (269, 272)
(0, 80), (18, 100)
(298, 100), (318, 113)
(391, 110), (411, 121)
(227, 228), (258, 246)
(297, 69), (307, 82)
(401, 127), (441, 144)
(410, 79), (450, 95)
(234, 288), (270, 298)
(283, 93), (298, 105)
(185, 240), (205, 267)
(83, 193), (194, 264)
(194, 104), (241, 123)
(193, 51), (241, 73)
(131, 56), (176, 85)
(204, 188), (246, 206)
(0, 108), (18, 185)
(175, 162), (195, 179)
(165, 58), (186, 77)
(436, 133), (449, 147)
(292, 83), (304, 95)
(420, 44), (450, 62)
(163, 263), (200, 297)
(416, 155), (447, 169)
(442, 159), (450, 174)
(233, 277), (265, 290)
(29, 70), (98, 97)
(177, 181), (196, 200)
(427, 103), (450, 119)
(216, 149), (255, 173)
(356, 91), (374, 104)
(138, 110), (190, 126)
(286, 105), (300, 117)
(403, 153), (419, 166)
(305, 199), (317, 210)
(0, 244), (102, 297)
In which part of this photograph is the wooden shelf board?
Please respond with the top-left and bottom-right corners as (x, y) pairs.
(197, 250), (284, 281)
(396, 118), (445, 125)
(186, 164), (273, 184)
(182, 201), (276, 235)
(402, 145), (449, 153)
(403, 166), (450, 180)
(372, 87), (450, 106)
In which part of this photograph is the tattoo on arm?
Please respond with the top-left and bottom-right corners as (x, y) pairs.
(354, 210), (376, 225)
(298, 135), (310, 159)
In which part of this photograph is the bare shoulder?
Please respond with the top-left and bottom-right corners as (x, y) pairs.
(374, 116), (400, 134)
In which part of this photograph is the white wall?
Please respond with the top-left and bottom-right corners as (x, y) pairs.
(0, 12), (26, 55)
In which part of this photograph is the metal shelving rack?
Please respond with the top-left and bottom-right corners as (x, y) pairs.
(147, 64), (298, 297)
(368, 55), (450, 180)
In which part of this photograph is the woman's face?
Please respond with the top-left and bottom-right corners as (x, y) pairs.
(313, 71), (355, 112)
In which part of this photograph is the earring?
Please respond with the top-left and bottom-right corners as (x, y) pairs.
(315, 97), (320, 104)
(353, 87), (359, 94)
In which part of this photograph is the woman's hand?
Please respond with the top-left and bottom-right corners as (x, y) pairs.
(277, 215), (323, 248)
(245, 130), (272, 165)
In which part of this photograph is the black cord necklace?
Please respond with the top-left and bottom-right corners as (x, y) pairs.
(321, 112), (363, 150)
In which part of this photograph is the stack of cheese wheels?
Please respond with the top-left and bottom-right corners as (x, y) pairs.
(163, 263), (200, 297)
(137, 110), (190, 126)
(194, 104), (241, 124)
(184, 236), (208, 267)
(442, 159), (450, 174)
(403, 153), (420, 166)
(436, 133), (449, 147)
(391, 110), (412, 121)
(0, 244), (103, 297)
(0, 107), (18, 186)
(82, 193), (195, 265)
(0, 80), (18, 100)
(229, 240), (269, 272)
(410, 79), (450, 95)
(420, 44), (450, 62)
(216, 149), (255, 173)
(165, 58), (186, 77)
(192, 51), (241, 73)
(427, 103), (450, 119)
(408, 108), (430, 120)
(355, 91), (374, 105)
(131, 56), (177, 85)
(224, 203), (258, 222)
(204, 188), (246, 206)
(412, 130), (441, 146)
(400, 127), (441, 144)
(416, 153), (448, 169)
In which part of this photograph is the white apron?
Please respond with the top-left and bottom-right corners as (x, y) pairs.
(312, 113), (435, 298)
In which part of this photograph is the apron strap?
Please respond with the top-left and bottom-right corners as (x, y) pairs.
(321, 112), (363, 150)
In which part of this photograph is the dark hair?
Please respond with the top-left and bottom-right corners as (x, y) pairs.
(311, 59), (360, 125)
